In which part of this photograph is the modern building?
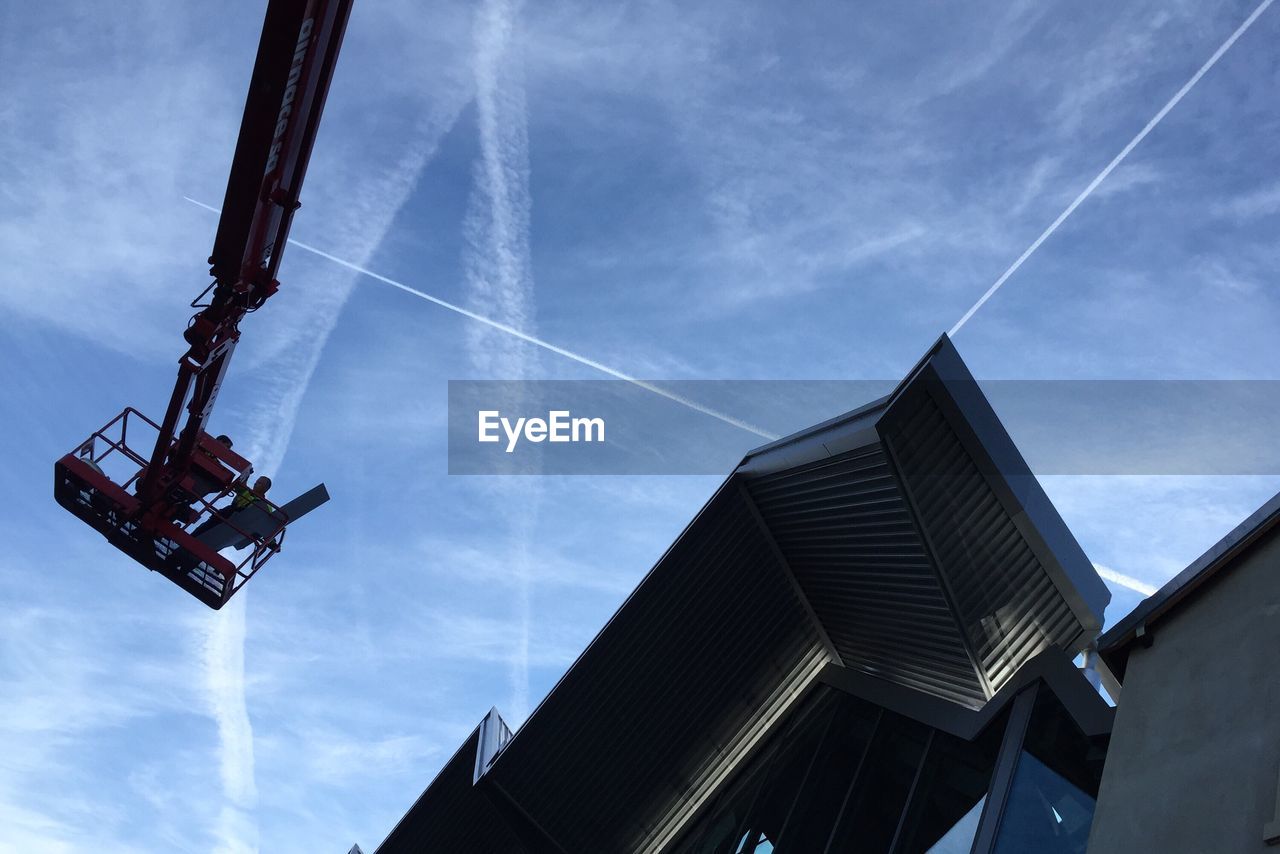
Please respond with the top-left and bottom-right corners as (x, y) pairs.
(1088, 491), (1280, 853)
(371, 336), (1120, 853)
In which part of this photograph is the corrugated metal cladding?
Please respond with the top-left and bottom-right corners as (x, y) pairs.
(744, 444), (988, 708)
(376, 728), (527, 853)
(882, 388), (1083, 692)
(484, 484), (828, 854)
(373, 335), (1109, 854)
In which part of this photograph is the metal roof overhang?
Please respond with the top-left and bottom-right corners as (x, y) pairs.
(376, 335), (1110, 854)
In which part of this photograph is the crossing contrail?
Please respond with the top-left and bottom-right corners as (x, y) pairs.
(183, 196), (780, 441)
(949, 0), (1276, 337)
(1094, 564), (1158, 597)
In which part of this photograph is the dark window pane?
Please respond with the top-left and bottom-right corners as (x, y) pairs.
(738, 696), (840, 848)
(673, 735), (785, 854)
(922, 794), (984, 853)
(773, 693), (881, 851)
(892, 714), (1005, 854)
(675, 750), (779, 854)
(991, 690), (1105, 854)
(824, 712), (932, 853)
(674, 689), (841, 854)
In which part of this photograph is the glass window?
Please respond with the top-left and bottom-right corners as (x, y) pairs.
(771, 692), (882, 851)
(823, 711), (933, 852)
(991, 689), (1105, 854)
(727, 697), (840, 851)
(891, 712), (1005, 854)
(675, 752), (778, 854)
(735, 830), (774, 853)
(922, 795), (984, 853)
(674, 689), (841, 854)
(672, 683), (1089, 854)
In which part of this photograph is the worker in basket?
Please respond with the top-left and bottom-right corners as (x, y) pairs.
(193, 475), (275, 539)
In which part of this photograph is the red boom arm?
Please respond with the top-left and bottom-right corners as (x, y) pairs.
(137, 0), (353, 513)
(50, 0), (355, 607)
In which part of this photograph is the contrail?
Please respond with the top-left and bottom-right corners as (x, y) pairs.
(1094, 563), (1158, 597)
(468, 0), (537, 723)
(187, 96), (470, 852)
(468, 0), (535, 382)
(949, 0), (1276, 337)
(183, 199), (779, 441)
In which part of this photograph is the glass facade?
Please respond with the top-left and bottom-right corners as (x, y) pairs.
(990, 690), (1103, 854)
(672, 681), (1104, 854)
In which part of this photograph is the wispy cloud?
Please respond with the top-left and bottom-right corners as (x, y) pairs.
(1039, 474), (1280, 615)
(174, 204), (776, 440)
(192, 51), (472, 854)
(415, 537), (639, 597)
(0, 4), (243, 356)
(0, 600), (205, 852)
(1210, 181), (1280, 220)
(203, 603), (257, 851)
(7, 1), (1280, 850)
(421, 610), (583, 670)
(467, 0), (536, 380)
(464, 0), (540, 724)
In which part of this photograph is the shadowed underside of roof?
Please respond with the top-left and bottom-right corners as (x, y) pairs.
(744, 444), (985, 706)
(882, 386), (1089, 690)
(485, 482), (828, 852)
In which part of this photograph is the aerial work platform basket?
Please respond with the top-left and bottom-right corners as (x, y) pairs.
(51, 0), (350, 605)
(53, 408), (288, 609)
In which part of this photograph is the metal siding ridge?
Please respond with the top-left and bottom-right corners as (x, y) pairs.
(639, 644), (832, 854)
(922, 342), (1109, 630)
(490, 492), (824, 851)
(739, 479), (844, 666)
(880, 365), (1103, 696)
(746, 443), (989, 705)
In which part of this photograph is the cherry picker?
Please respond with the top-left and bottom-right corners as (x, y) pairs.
(53, 0), (354, 608)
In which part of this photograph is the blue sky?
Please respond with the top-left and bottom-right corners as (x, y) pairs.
(2, 0), (1279, 850)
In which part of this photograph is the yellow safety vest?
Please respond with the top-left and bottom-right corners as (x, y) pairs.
(232, 488), (276, 513)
